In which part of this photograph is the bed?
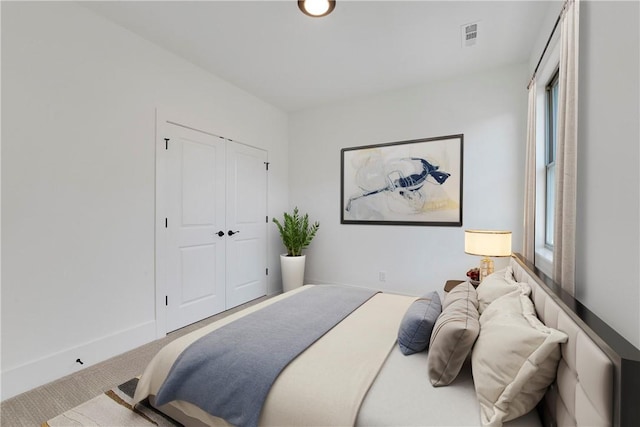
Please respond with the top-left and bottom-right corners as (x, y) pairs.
(133, 254), (640, 427)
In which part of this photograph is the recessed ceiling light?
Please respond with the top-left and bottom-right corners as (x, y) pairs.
(298, 0), (336, 18)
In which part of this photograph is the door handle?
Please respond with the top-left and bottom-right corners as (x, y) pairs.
(217, 231), (225, 237)
(228, 230), (240, 236)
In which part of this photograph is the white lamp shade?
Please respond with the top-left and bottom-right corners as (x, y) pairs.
(464, 230), (512, 257)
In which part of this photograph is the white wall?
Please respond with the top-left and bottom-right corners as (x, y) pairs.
(1, 2), (289, 399)
(575, 1), (640, 348)
(528, 1), (564, 76)
(289, 64), (528, 296)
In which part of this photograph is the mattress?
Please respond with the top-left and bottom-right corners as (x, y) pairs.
(359, 345), (541, 427)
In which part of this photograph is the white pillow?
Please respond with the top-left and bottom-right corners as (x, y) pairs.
(476, 266), (523, 313)
(471, 287), (568, 427)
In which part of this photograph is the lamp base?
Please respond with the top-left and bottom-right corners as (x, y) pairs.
(479, 257), (494, 281)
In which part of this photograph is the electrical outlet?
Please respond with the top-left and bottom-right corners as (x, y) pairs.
(379, 271), (386, 282)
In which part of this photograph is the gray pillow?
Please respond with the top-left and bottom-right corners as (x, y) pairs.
(427, 282), (480, 386)
(397, 291), (442, 355)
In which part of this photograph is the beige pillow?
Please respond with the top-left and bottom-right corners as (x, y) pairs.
(427, 282), (480, 386)
(476, 266), (522, 313)
(471, 287), (568, 426)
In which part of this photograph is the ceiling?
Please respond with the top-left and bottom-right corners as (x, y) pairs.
(83, 1), (555, 112)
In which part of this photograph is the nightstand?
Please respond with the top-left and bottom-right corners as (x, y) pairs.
(444, 279), (480, 292)
(444, 280), (465, 292)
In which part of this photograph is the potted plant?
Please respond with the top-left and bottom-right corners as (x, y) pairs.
(273, 207), (320, 292)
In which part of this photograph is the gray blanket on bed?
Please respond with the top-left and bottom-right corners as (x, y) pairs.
(154, 285), (378, 427)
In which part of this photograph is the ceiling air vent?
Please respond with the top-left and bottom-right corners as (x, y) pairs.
(461, 22), (479, 47)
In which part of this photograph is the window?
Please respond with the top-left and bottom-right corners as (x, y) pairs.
(544, 70), (559, 248)
(531, 41), (560, 277)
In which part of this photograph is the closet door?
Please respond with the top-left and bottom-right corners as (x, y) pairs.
(225, 141), (268, 309)
(164, 124), (227, 332)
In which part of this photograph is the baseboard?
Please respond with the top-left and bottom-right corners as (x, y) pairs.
(1, 320), (156, 401)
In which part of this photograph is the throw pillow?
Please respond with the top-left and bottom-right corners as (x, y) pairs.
(471, 288), (568, 426)
(398, 291), (442, 355)
(427, 282), (480, 386)
(476, 266), (522, 313)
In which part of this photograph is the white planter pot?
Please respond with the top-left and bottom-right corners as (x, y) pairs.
(280, 254), (306, 292)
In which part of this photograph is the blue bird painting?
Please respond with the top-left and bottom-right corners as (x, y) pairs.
(345, 157), (451, 213)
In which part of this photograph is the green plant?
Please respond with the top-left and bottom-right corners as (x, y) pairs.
(272, 207), (320, 257)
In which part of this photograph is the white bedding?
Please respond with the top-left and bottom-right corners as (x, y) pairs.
(359, 345), (541, 427)
(135, 285), (542, 427)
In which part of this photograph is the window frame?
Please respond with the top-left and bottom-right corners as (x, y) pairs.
(532, 36), (560, 278)
(544, 69), (559, 249)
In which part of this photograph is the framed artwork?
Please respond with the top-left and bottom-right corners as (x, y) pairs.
(341, 134), (463, 226)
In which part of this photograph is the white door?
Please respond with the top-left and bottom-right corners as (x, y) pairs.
(225, 141), (268, 308)
(163, 123), (227, 332)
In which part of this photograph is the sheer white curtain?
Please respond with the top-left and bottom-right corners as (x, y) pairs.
(553, 0), (580, 294)
(523, 80), (537, 262)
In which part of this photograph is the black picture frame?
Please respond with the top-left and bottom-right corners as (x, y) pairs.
(340, 134), (463, 226)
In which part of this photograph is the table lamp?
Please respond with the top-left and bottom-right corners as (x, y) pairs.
(464, 230), (512, 281)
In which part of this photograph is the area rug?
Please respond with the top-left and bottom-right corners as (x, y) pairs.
(43, 378), (181, 426)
